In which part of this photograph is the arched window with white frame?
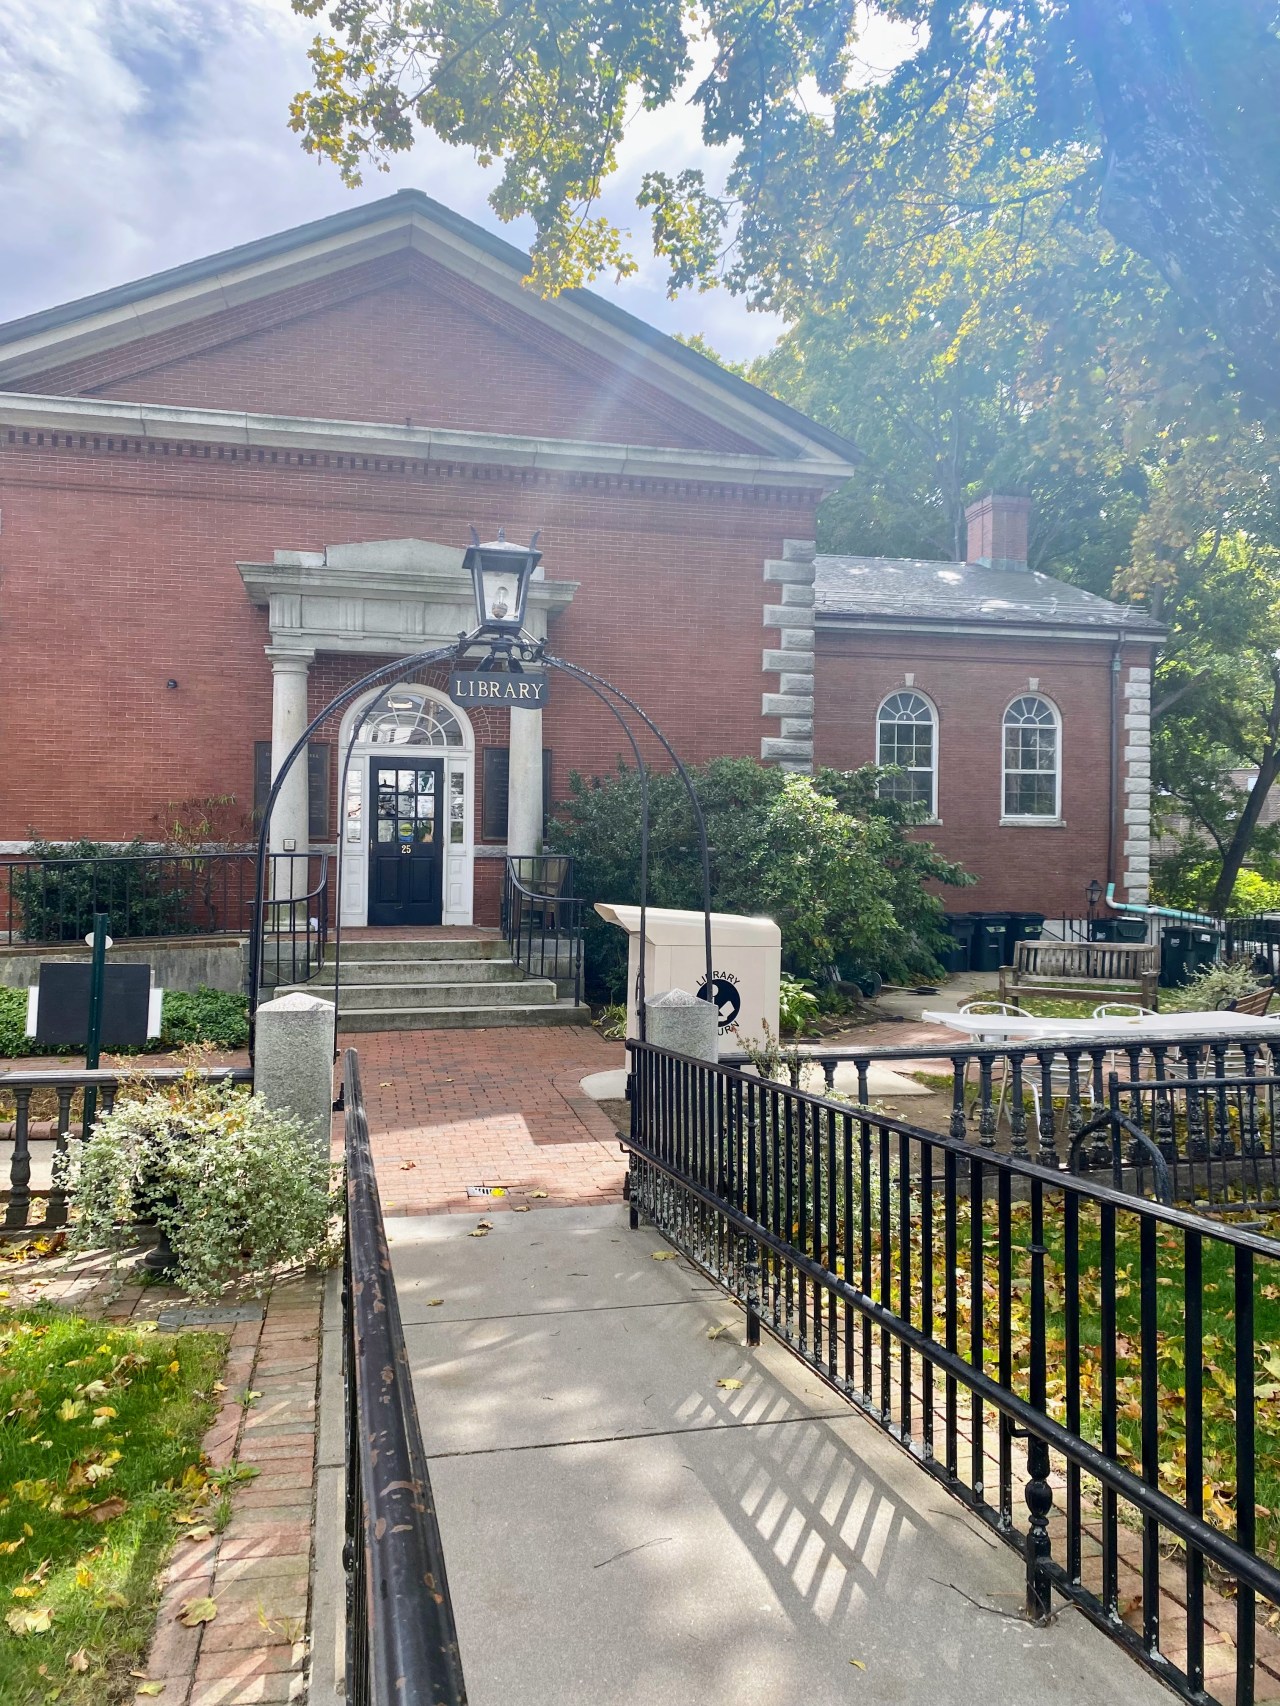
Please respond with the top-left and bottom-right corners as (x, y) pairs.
(876, 691), (937, 815)
(1003, 695), (1060, 819)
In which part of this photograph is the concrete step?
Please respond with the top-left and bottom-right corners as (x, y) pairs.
(305, 979), (561, 1011)
(327, 938), (508, 963)
(309, 957), (522, 985)
(336, 1002), (591, 1031)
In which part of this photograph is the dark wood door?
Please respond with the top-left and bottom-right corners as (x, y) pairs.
(367, 758), (444, 926)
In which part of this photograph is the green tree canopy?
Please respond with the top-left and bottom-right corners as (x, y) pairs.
(291, 0), (1280, 407)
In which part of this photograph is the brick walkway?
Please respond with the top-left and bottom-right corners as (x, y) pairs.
(344, 1025), (628, 1214)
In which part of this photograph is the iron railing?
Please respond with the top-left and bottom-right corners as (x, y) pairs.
(1078, 1072), (1280, 1211)
(257, 855), (330, 991)
(341, 1049), (467, 1706)
(501, 855), (584, 1005)
(0, 1065), (253, 1231)
(725, 1032), (1280, 1185)
(0, 851), (329, 990)
(626, 1039), (1280, 1706)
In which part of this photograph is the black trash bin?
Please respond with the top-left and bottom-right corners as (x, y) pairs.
(1160, 926), (1195, 987)
(970, 913), (1010, 973)
(1006, 911), (1045, 949)
(938, 915), (975, 974)
(1185, 925), (1222, 980)
(1092, 915), (1149, 943)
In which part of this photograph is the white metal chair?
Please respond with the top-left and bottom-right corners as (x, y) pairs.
(957, 1001), (1032, 1128)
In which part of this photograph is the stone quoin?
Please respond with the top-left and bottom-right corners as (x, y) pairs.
(0, 191), (1160, 925)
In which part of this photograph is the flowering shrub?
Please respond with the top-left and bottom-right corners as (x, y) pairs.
(66, 1075), (337, 1297)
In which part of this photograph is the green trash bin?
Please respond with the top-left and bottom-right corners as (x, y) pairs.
(970, 914), (1009, 973)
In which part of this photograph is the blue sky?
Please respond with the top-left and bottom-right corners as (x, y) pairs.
(0, 0), (804, 363)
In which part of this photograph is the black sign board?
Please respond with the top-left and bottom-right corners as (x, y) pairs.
(449, 670), (549, 709)
(34, 963), (152, 1049)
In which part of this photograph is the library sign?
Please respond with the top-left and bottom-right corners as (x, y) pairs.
(449, 670), (549, 709)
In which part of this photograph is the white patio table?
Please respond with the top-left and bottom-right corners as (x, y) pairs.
(920, 1009), (1280, 1043)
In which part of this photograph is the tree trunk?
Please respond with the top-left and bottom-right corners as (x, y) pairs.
(1209, 676), (1280, 914)
(1069, 0), (1280, 413)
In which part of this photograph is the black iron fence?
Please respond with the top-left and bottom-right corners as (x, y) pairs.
(341, 1049), (467, 1706)
(724, 1033), (1280, 1198)
(0, 851), (329, 989)
(0, 1065), (253, 1232)
(501, 854), (584, 1005)
(1081, 1072), (1280, 1211)
(626, 1039), (1280, 1705)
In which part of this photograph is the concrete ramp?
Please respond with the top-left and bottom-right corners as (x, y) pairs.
(388, 1206), (1167, 1706)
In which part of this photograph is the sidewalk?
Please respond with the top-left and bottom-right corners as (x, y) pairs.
(381, 1203), (1171, 1706)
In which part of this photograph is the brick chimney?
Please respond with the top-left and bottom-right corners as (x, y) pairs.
(965, 493), (1031, 572)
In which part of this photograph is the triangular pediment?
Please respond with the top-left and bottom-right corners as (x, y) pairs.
(0, 192), (859, 468)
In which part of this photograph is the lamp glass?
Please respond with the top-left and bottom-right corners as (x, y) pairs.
(464, 533), (541, 634)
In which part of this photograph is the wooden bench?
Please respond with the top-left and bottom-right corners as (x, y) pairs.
(999, 938), (1159, 1009)
(1223, 984), (1275, 1017)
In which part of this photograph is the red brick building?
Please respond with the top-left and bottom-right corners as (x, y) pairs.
(812, 495), (1162, 918)
(0, 192), (1158, 927)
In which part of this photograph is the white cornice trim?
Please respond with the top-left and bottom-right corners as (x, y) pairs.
(0, 391), (852, 489)
(0, 206), (846, 463)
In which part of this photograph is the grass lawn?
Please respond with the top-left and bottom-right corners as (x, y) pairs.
(0, 1309), (228, 1704)
(857, 1189), (1280, 1567)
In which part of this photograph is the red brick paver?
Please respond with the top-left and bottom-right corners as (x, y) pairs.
(342, 1025), (628, 1214)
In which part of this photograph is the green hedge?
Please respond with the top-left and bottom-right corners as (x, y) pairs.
(0, 985), (249, 1058)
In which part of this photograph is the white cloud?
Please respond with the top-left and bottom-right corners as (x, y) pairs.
(0, 0), (786, 362)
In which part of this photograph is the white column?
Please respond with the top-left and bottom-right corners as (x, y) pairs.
(506, 706), (543, 857)
(267, 646), (314, 860)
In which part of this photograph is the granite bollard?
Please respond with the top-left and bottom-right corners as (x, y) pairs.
(644, 987), (719, 1062)
(253, 991), (335, 1153)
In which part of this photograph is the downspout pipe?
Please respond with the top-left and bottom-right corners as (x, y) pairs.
(1104, 882), (1217, 927)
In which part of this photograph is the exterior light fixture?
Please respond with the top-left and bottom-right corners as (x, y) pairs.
(166, 679), (179, 690)
(463, 527), (541, 637)
(1086, 878), (1103, 909)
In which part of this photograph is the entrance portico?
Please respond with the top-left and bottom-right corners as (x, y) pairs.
(239, 539), (577, 926)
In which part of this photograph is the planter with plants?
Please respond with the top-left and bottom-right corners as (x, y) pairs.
(66, 1075), (337, 1296)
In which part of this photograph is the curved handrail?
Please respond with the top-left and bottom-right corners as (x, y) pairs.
(502, 856), (584, 1006)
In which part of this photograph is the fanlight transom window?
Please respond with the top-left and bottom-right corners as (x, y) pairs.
(1003, 695), (1059, 817)
(364, 689), (464, 748)
(876, 691), (936, 813)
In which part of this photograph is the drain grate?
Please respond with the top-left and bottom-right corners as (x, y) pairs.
(158, 1305), (264, 1328)
(465, 1184), (514, 1198)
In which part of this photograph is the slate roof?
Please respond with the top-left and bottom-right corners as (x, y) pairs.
(813, 554), (1164, 635)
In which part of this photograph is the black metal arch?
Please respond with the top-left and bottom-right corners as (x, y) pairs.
(248, 636), (713, 1049)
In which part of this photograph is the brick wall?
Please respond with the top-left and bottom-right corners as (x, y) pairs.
(813, 626), (1159, 917)
(21, 253), (759, 455)
(0, 433), (816, 865)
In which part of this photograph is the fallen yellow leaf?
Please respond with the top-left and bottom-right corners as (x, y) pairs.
(425, 1299), (444, 1307)
(137, 1684), (166, 1697)
(707, 1325), (734, 1340)
(850, 1658), (866, 1670)
(5, 1605), (52, 1635)
(717, 1378), (744, 1391)
(176, 1597), (217, 1628)
(67, 1648), (90, 1673)
(651, 1252), (677, 1261)
(529, 1191), (548, 1199)
(512, 1205), (531, 1213)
